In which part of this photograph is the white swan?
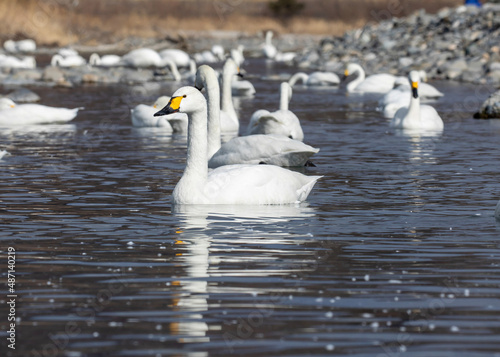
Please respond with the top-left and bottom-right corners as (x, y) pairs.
(163, 59), (182, 82)
(212, 44), (225, 61)
(193, 50), (219, 64)
(219, 59), (241, 132)
(0, 98), (82, 125)
(194, 65), (319, 167)
(0, 150), (7, 160)
(262, 30), (277, 59)
(51, 54), (86, 67)
(58, 48), (79, 57)
(89, 53), (121, 67)
(130, 96), (175, 130)
(121, 48), (164, 68)
(4, 39), (36, 53)
(344, 63), (397, 94)
(159, 49), (191, 68)
(288, 71), (340, 87)
(247, 82), (304, 141)
(390, 71), (444, 131)
(231, 72), (256, 97)
(153, 86), (321, 204)
(0, 55), (36, 69)
(230, 45), (245, 66)
(379, 77), (444, 118)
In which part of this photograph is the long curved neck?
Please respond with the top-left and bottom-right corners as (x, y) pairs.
(221, 66), (238, 124)
(265, 31), (273, 45)
(180, 108), (208, 190)
(406, 90), (421, 125)
(203, 70), (222, 158)
(288, 72), (308, 86)
(279, 84), (290, 111)
(166, 60), (181, 81)
(347, 65), (365, 92)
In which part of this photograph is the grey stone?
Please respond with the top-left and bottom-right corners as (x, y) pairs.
(475, 90), (500, 119)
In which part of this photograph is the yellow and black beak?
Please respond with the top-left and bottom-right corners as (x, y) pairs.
(154, 96), (182, 116)
(411, 81), (419, 99)
(343, 69), (349, 80)
(237, 67), (244, 78)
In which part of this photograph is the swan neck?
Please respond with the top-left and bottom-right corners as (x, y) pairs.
(280, 84), (290, 111)
(204, 71), (222, 158)
(265, 31), (273, 45)
(221, 65), (238, 123)
(288, 72), (308, 86)
(167, 61), (181, 81)
(347, 65), (365, 92)
(407, 91), (421, 124)
(182, 108), (208, 187)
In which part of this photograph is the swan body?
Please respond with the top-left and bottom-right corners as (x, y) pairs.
(4, 39), (36, 53)
(288, 71), (340, 87)
(194, 50), (219, 64)
(345, 63), (397, 94)
(274, 51), (296, 63)
(159, 49), (191, 68)
(122, 48), (164, 68)
(247, 82), (304, 141)
(390, 71), (444, 131)
(0, 55), (36, 68)
(58, 48), (79, 57)
(51, 54), (86, 67)
(231, 76), (256, 97)
(131, 96), (184, 130)
(154, 86), (321, 205)
(212, 45), (225, 61)
(89, 53), (121, 67)
(209, 134), (318, 168)
(262, 31), (277, 59)
(0, 98), (81, 125)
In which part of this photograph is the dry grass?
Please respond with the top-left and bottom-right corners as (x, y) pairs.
(0, 0), (462, 47)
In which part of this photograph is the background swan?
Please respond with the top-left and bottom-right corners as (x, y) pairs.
(131, 96), (175, 130)
(219, 59), (241, 132)
(194, 65), (319, 167)
(230, 45), (245, 66)
(159, 49), (191, 68)
(0, 98), (82, 125)
(288, 71), (340, 87)
(4, 39), (36, 53)
(0, 55), (36, 69)
(121, 48), (163, 68)
(0, 150), (7, 160)
(262, 30), (277, 59)
(89, 53), (121, 67)
(344, 63), (397, 94)
(153, 86), (321, 205)
(390, 71), (444, 131)
(247, 82), (304, 141)
(51, 53), (86, 67)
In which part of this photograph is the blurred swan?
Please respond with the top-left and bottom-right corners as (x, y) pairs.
(212, 45), (225, 61)
(219, 59), (241, 132)
(153, 86), (321, 204)
(51, 54), (86, 67)
(58, 48), (79, 57)
(344, 63), (397, 94)
(231, 72), (256, 97)
(0, 98), (82, 125)
(89, 53), (121, 67)
(247, 82), (304, 141)
(390, 71), (444, 131)
(262, 30), (278, 59)
(0, 55), (36, 69)
(288, 71), (340, 87)
(231, 45), (245, 66)
(0, 150), (7, 160)
(194, 65), (319, 167)
(194, 50), (219, 64)
(159, 48), (191, 68)
(163, 59), (182, 82)
(121, 48), (164, 68)
(4, 39), (36, 53)
(131, 96), (185, 131)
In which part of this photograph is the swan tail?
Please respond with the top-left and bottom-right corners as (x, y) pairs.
(296, 176), (322, 202)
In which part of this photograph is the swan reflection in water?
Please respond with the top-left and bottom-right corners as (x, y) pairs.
(168, 204), (317, 347)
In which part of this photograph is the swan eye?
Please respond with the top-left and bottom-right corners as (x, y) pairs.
(183, 95), (186, 98)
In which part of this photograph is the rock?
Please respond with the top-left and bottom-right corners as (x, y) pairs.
(7, 88), (41, 102)
(474, 90), (500, 119)
(443, 59), (468, 80)
(43, 66), (65, 83)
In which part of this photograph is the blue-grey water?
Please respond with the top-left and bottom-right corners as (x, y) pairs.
(1, 59), (500, 357)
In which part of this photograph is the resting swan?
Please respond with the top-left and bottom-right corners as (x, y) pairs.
(390, 71), (444, 131)
(194, 65), (319, 167)
(247, 82), (304, 141)
(159, 49), (191, 68)
(0, 98), (82, 125)
(131, 96), (186, 131)
(153, 86), (321, 204)
(89, 53), (122, 67)
(51, 54), (86, 67)
(262, 30), (278, 59)
(121, 48), (164, 68)
(288, 71), (340, 87)
(344, 63), (397, 94)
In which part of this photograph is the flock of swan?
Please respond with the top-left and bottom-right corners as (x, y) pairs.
(0, 35), (497, 212)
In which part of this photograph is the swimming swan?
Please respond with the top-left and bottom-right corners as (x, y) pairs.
(262, 30), (278, 59)
(0, 98), (82, 125)
(0, 55), (36, 69)
(89, 53), (122, 67)
(194, 65), (319, 167)
(344, 63), (397, 94)
(131, 96), (181, 130)
(288, 71), (340, 87)
(153, 86), (321, 204)
(390, 71), (444, 131)
(159, 49), (191, 68)
(121, 48), (165, 68)
(247, 82), (304, 141)
(220, 59), (241, 132)
(4, 39), (36, 53)
(51, 54), (86, 67)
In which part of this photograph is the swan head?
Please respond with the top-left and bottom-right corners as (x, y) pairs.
(409, 70), (420, 99)
(89, 53), (100, 66)
(345, 63), (362, 78)
(154, 86), (206, 116)
(223, 58), (240, 78)
(0, 98), (16, 109)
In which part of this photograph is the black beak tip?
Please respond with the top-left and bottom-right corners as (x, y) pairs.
(412, 88), (419, 99)
(153, 110), (165, 117)
(237, 73), (244, 78)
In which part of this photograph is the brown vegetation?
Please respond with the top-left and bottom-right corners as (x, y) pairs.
(0, 0), (462, 47)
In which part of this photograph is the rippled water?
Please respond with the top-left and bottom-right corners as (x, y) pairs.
(1, 59), (500, 357)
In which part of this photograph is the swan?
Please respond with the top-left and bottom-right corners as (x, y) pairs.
(130, 96), (175, 130)
(58, 48), (79, 57)
(344, 63), (397, 94)
(0, 55), (36, 69)
(0, 98), (82, 125)
(194, 65), (319, 167)
(163, 59), (182, 82)
(4, 39), (36, 53)
(247, 82), (304, 141)
(219, 59), (241, 132)
(193, 50), (219, 64)
(288, 71), (340, 87)
(121, 48), (164, 68)
(0, 150), (7, 160)
(379, 77), (444, 118)
(231, 70), (256, 97)
(51, 54), (86, 67)
(390, 71), (444, 131)
(89, 53), (122, 67)
(159, 49), (191, 68)
(153, 86), (321, 204)
(212, 45), (225, 61)
(262, 30), (278, 59)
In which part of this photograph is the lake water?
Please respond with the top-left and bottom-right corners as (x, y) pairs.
(1, 59), (500, 357)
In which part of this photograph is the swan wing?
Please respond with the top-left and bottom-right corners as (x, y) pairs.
(309, 72), (340, 86)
